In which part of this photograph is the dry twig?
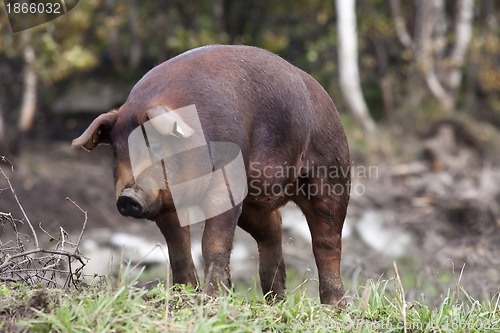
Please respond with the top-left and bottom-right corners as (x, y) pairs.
(0, 161), (88, 288)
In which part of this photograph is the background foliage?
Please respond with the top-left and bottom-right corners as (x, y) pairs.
(0, 0), (499, 149)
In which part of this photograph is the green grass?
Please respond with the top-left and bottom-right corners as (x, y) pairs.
(1, 269), (498, 333)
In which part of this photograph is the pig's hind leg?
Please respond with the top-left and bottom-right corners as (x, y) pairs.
(238, 204), (286, 302)
(294, 176), (349, 308)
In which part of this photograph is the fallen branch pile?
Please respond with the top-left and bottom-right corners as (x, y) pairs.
(0, 157), (88, 288)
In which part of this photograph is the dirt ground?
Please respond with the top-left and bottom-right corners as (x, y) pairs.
(1, 129), (499, 304)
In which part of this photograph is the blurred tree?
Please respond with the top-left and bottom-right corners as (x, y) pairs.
(0, 101), (4, 155)
(0, 0), (100, 154)
(0, 0), (499, 153)
(336, 0), (376, 132)
(470, 0), (500, 126)
(18, 33), (37, 135)
(127, 0), (142, 71)
(389, 0), (474, 113)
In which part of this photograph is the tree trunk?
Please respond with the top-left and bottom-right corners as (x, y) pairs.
(389, 0), (413, 49)
(416, 0), (454, 112)
(106, 0), (124, 71)
(336, 0), (376, 133)
(445, 0), (474, 92)
(0, 62), (12, 155)
(128, 0), (142, 70)
(0, 103), (5, 155)
(156, 2), (169, 62)
(213, 0), (226, 40)
(372, 37), (394, 117)
(390, 0), (474, 113)
(10, 37), (38, 156)
(18, 42), (37, 133)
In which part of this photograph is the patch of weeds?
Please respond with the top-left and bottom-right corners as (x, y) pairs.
(5, 269), (498, 333)
(0, 282), (62, 333)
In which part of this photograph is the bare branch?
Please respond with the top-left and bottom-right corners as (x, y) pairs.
(423, 68), (454, 111)
(1, 165), (88, 288)
(389, 0), (413, 49)
(0, 248), (42, 271)
(0, 165), (39, 248)
(447, 0), (474, 90)
(66, 197), (88, 252)
(414, 0), (454, 112)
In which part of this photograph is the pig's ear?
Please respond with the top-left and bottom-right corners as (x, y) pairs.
(146, 106), (194, 138)
(72, 110), (118, 151)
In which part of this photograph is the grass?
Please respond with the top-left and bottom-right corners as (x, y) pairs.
(1, 266), (498, 333)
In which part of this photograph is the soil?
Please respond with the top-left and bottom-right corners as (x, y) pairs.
(1, 142), (159, 240)
(1, 127), (499, 308)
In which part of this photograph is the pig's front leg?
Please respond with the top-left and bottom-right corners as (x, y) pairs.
(155, 212), (198, 287)
(201, 204), (242, 296)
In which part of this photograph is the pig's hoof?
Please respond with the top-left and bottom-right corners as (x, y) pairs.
(321, 289), (347, 309)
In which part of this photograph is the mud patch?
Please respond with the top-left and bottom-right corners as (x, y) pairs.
(0, 286), (61, 333)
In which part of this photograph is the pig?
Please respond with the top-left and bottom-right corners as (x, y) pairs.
(72, 45), (350, 307)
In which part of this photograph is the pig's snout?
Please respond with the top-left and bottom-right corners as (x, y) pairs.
(116, 188), (145, 218)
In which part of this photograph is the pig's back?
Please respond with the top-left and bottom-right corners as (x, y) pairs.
(125, 45), (346, 171)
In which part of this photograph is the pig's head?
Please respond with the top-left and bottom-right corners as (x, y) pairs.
(72, 106), (196, 220)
